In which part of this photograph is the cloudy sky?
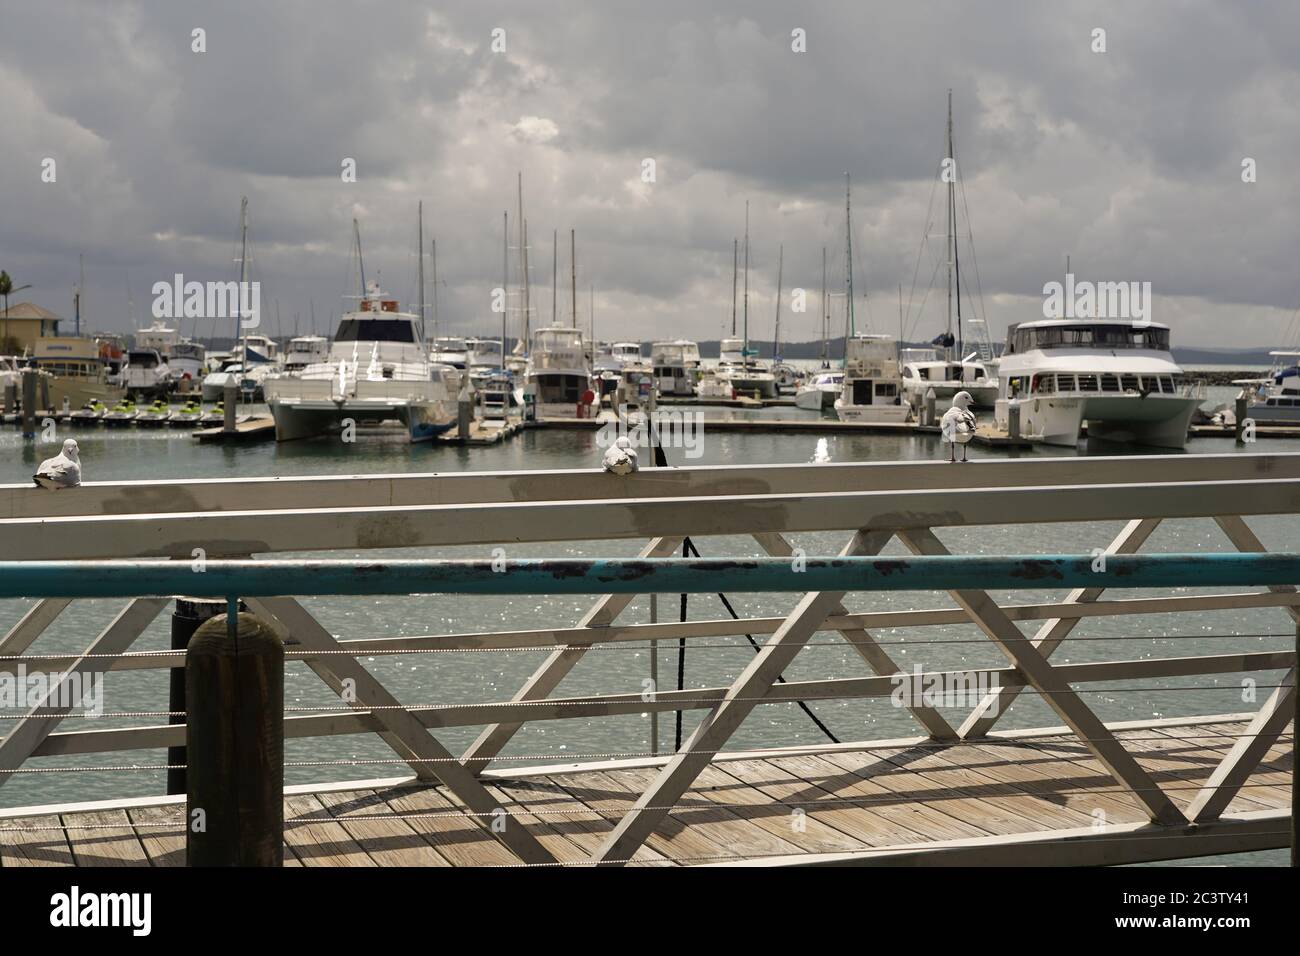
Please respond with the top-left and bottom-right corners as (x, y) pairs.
(2, 0), (1299, 349)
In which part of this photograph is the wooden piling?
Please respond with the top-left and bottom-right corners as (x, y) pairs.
(167, 597), (230, 795)
(1235, 393), (1248, 444)
(223, 379), (237, 433)
(186, 611), (284, 867)
(20, 369), (36, 438)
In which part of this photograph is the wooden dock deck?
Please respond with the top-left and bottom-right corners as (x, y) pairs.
(1, 715), (1288, 867)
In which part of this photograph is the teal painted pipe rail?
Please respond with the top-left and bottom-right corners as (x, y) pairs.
(0, 553), (1298, 599)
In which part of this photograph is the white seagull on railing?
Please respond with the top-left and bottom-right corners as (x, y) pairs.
(811, 437), (831, 463)
(33, 438), (82, 489)
(602, 436), (639, 475)
(940, 391), (977, 462)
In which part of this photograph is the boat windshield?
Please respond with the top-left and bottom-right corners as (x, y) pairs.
(335, 318), (418, 344)
(1011, 324), (1170, 353)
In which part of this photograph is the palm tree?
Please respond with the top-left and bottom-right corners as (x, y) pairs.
(0, 271), (34, 353)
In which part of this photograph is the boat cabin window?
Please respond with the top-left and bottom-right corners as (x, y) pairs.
(1012, 324), (1170, 353)
(335, 319), (417, 344)
(128, 351), (161, 368)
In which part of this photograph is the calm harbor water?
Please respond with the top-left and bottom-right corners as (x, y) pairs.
(1, 398), (1293, 865)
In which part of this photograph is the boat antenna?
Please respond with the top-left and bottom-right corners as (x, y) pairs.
(590, 282), (594, 342)
(431, 238), (439, 345)
(570, 228), (577, 329)
(353, 217), (366, 294)
(552, 228), (558, 326)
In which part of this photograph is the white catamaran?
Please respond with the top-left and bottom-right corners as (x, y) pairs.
(265, 280), (457, 442)
(264, 214), (456, 442)
(993, 318), (1198, 448)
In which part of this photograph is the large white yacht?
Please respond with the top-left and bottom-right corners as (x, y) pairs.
(263, 281), (457, 442)
(650, 339), (700, 396)
(834, 335), (910, 423)
(521, 325), (594, 419)
(993, 319), (1198, 448)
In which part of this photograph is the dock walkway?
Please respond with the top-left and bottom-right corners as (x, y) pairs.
(1, 715), (1287, 867)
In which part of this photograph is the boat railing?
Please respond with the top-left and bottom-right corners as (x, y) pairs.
(0, 452), (1296, 864)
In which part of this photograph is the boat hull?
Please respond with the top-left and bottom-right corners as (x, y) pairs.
(795, 387), (838, 410)
(268, 397), (456, 443)
(1081, 394), (1198, 449)
(833, 401), (910, 423)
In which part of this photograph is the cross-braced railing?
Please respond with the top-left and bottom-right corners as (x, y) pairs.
(1, 453), (1297, 865)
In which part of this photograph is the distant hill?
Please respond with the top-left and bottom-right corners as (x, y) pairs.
(183, 333), (1279, 367)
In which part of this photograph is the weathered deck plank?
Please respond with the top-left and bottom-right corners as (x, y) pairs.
(1, 718), (1289, 867)
(0, 812), (74, 866)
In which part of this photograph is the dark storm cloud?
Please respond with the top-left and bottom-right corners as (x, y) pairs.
(1, 0), (1298, 347)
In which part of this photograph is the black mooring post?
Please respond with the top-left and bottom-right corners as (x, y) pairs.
(186, 612), (284, 867)
(168, 597), (227, 794)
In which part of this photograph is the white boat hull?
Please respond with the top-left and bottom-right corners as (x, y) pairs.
(834, 400), (910, 423)
(795, 386), (838, 410)
(268, 396), (456, 443)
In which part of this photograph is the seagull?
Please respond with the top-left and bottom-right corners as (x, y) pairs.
(33, 438), (82, 489)
(602, 435), (639, 475)
(811, 437), (831, 463)
(940, 391), (977, 462)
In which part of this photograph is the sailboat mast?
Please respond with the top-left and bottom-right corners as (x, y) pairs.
(552, 229), (557, 326)
(820, 246), (828, 366)
(946, 88), (955, 357)
(501, 211), (509, 361)
(570, 229), (576, 329)
(431, 238), (439, 346)
(75, 253), (83, 338)
(844, 173), (853, 364)
(773, 244), (783, 361)
(523, 219), (531, 345)
(742, 202), (749, 366)
(590, 283), (594, 342)
(730, 238), (738, 336)
(239, 197), (249, 387)
(516, 173), (528, 354)
(417, 201), (426, 344)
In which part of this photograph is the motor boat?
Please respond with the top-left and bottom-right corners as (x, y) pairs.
(263, 281), (458, 442)
(650, 340), (701, 396)
(834, 335), (910, 423)
(993, 319), (1198, 448)
(795, 370), (843, 410)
